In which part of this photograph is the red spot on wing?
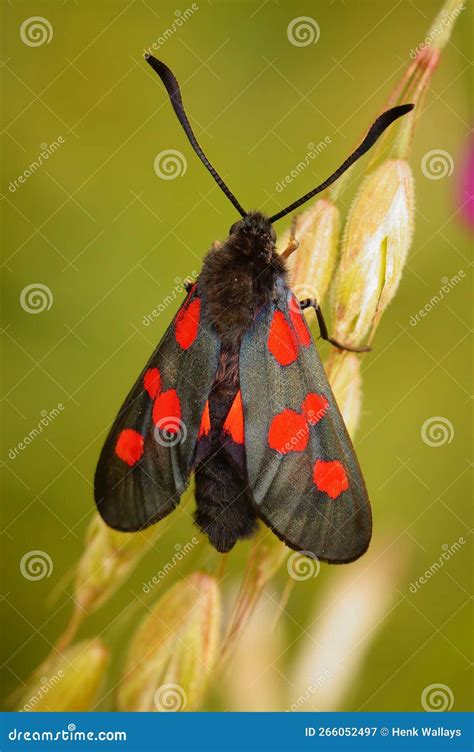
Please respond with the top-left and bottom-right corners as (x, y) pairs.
(268, 409), (309, 454)
(175, 297), (201, 350)
(115, 429), (144, 466)
(198, 400), (211, 438)
(289, 305), (311, 347)
(313, 460), (349, 499)
(143, 367), (161, 399)
(223, 390), (244, 445)
(301, 393), (329, 425)
(152, 389), (181, 434)
(268, 311), (299, 366)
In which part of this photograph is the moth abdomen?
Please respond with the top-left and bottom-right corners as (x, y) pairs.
(194, 449), (257, 553)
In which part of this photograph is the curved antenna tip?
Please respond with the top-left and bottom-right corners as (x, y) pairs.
(269, 102), (416, 223)
(397, 103), (415, 114)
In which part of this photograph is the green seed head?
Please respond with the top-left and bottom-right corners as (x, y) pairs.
(19, 640), (108, 712)
(330, 160), (414, 346)
(118, 572), (221, 712)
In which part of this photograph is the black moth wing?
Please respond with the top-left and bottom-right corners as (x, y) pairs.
(239, 282), (372, 563)
(94, 284), (220, 531)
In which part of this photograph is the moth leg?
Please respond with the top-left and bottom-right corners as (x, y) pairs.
(299, 298), (371, 353)
(280, 215), (299, 260)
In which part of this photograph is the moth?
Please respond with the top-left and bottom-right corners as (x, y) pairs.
(94, 55), (413, 562)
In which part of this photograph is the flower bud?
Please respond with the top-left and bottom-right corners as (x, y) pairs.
(118, 572), (220, 711)
(74, 513), (163, 617)
(19, 640), (108, 711)
(331, 160), (414, 346)
(279, 199), (340, 307)
(327, 353), (362, 439)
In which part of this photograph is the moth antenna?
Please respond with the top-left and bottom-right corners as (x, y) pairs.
(269, 104), (415, 223)
(145, 54), (247, 218)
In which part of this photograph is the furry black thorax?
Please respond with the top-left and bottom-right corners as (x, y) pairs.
(198, 211), (287, 349)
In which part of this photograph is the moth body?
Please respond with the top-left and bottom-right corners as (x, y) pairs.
(195, 212), (287, 552)
(94, 55), (414, 562)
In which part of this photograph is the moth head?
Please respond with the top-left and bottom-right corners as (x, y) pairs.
(228, 212), (276, 261)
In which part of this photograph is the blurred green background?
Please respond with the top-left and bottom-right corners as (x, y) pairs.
(1, 0), (472, 712)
